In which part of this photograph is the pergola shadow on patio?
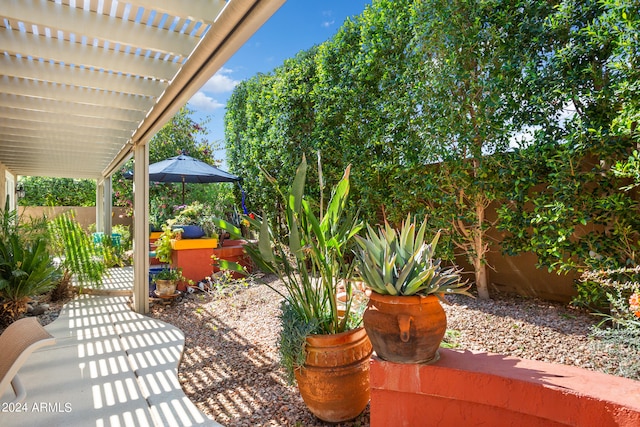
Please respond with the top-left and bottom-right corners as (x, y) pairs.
(0, 267), (220, 427)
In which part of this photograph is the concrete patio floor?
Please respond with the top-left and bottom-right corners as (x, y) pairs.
(0, 267), (221, 427)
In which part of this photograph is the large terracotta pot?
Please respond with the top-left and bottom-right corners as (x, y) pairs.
(294, 327), (372, 423)
(363, 292), (446, 364)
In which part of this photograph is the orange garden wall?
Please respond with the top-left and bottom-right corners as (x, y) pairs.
(370, 349), (640, 427)
(170, 239), (252, 283)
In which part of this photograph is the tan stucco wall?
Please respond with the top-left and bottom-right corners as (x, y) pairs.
(453, 199), (579, 303)
(18, 206), (132, 231)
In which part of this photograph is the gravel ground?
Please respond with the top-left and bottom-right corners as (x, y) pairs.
(145, 274), (633, 427)
(21, 274), (635, 426)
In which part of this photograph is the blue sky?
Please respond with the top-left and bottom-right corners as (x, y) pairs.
(186, 0), (372, 163)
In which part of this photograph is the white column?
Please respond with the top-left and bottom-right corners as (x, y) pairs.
(96, 180), (104, 232)
(132, 143), (150, 314)
(103, 176), (113, 237)
(4, 171), (15, 210)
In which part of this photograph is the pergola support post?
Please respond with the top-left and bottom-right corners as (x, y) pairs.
(96, 182), (104, 232)
(103, 177), (112, 237)
(96, 177), (113, 235)
(132, 144), (149, 314)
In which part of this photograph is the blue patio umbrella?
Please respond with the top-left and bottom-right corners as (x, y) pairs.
(125, 154), (245, 208)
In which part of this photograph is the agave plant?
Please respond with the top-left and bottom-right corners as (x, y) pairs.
(354, 215), (472, 298)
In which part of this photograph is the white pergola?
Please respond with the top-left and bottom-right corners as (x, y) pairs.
(0, 0), (285, 313)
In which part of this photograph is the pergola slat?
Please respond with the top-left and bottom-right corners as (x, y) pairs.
(0, 56), (166, 96)
(0, 0), (287, 314)
(0, 95), (147, 122)
(2, 0), (199, 57)
(0, 78), (155, 111)
(0, 30), (179, 80)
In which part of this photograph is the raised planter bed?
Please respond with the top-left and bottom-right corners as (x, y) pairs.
(170, 238), (218, 250)
(171, 239), (252, 284)
(370, 349), (640, 427)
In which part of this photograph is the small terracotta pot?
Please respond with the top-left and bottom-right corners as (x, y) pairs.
(295, 327), (372, 423)
(155, 279), (177, 296)
(363, 292), (446, 364)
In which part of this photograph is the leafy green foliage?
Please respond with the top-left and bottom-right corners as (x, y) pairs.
(18, 177), (96, 207)
(154, 267), (183, 282)
(278, 301), (318, 385)
(398, 0), (550, 299)
(225, 0), (640, 301)
(171, 202), (206, 226)
(154, 224), (180, 265)
(614, 150), (640, 190)
(48, 211), (104, 289)
(0, 235), (61, 324)
(240, 156), (363, 334)
(573, 278), (611, 312)
(95, 233), (124, 268)
(114, 107), (235, 217)
(224, 0), (552, 300)
(498, 143), (640, 274)
(497, 0), (640, 276)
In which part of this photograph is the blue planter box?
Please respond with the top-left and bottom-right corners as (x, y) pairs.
(173, 225), (205, 239)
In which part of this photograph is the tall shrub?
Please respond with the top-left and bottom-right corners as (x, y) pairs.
(394, 0), (545, 299)
(497, 0), (640, 279)
(224, 0), (640, 300)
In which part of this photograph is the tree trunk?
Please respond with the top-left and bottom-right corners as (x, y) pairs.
(473, 257), (490, 300)
(473, 196), (490, 300)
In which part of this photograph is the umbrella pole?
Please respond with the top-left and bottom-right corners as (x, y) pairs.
(238, 182), (248, 214)
(182, 176), (186, 204)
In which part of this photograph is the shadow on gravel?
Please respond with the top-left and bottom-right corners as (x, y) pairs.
(181, 312), (292, 425)
(151, 275), (370, 427)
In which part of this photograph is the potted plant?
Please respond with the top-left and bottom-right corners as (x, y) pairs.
(154, 267), (182, 296)
(199, 214), (220, 244)
(154, 224), (180, 265)
(353, 215), (472, 364)
(216, 156), (370, 423)
(171, 202), (205, 239)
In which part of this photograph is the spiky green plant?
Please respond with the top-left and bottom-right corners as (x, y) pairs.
(0, 199), (61, 324)
(354, 215), (472, 299)
(213, 156), (365, 383)
(216, 155), (363, 334)
(0, 235), (61, 323)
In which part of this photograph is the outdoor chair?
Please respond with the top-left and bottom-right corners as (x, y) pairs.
(0, 317), (56, 403)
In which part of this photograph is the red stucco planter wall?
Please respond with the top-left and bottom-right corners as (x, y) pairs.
(171, 239), (252, 282)
(370, 349), (640, 427)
